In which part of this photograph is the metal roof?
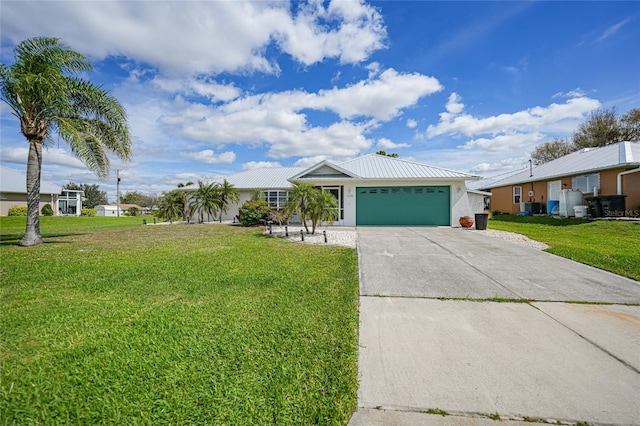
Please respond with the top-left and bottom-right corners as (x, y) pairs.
(222, 167), (306, 189)
(484, 141), (640, 189)
(1, 165), (63, 194)
(336, 154), (479, 180)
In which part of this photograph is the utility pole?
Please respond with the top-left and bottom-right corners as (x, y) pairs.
(116, 169), (121, 217)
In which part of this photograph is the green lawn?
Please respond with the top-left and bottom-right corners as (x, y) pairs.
(0, 218), (360, 424)
(488, 215), (640, 281)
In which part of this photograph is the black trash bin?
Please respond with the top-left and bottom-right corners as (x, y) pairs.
(599, 195), (627, 217)
(475, 213), (489, 230)
(586, 196), (602, 218)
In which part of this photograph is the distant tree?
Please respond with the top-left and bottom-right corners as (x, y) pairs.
(120, 190), (145, 206)
(530, 139), (574, 165)
(64, 182), (108, 208)
(572, 107), (621, 149)
(375, 150), (399, 158)
(531, 107), (640, 165)
(217, 179), (240, 223)
(0, 37), (131, 246)
(619, 108), (640, 141)
(139, 193), (159, 208)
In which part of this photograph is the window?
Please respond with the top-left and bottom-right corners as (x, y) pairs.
(572, 173), (600, 194)
(513, 186), (522, 204)
(263, 190), (288, 210)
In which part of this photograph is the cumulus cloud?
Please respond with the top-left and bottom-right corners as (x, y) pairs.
(0, 146), (87, 168)
(242, 161), (283, 170)
(406, 119), (418, 128)
(376, 138), (410, 150)
(152, 76), (241, 102)
(158, 68), (439, 159)
(426, 92), (601, 139)
(180, 149), (236, 164)
(1, 0), (386, 76)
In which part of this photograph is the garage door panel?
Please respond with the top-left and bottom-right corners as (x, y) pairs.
(356, 186), (450, 226)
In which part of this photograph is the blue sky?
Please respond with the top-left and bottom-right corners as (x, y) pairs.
(1, 1), (638, 201)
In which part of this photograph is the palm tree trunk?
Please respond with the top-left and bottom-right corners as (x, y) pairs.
(21, 139), (44, 246)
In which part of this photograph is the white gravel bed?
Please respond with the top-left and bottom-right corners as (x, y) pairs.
(468, 228), (549, 250)
(265, 225), (357, 248)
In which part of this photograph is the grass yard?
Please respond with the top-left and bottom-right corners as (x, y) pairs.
(488, 215), (640, 281)
(0, 218), (360, 424)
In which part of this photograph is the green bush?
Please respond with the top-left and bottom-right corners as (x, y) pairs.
(41, 204), (54, 216)
(238, 199), (271, 226)
(128, 207), (139, 216)
(8, 206), (27, 216)
(81, 208), (96, 217)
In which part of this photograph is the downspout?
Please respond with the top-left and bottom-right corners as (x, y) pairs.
(617, 168), (640, 195)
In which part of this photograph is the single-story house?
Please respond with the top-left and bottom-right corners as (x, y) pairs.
(95, 204), (147, 216)
(0, 165), (83, 216)
(215, 154), (482, 226)
(477, 141), (640, 216)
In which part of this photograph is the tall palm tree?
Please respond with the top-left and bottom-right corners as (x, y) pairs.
(217, 179), (240, 222)
(190, 181), (221, 223)
(0, 37), (131, 246)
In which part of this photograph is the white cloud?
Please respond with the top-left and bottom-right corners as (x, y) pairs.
(242, 161), (283, 170)
(552, 88), (587, 99)
(406, 119), (418, 128)
(376, 138), (410, 150)
(1, 0), (386, 76)
(597, 17), (633, 42)
(470, 157), (526, 174)
(293, 155), (329, 168)
(152, 76), (241, 102)
(459, 132), (545, 152)
(158, 68), (439, 159)
(180, 149), (236, 164)
(426, 93), (601, 139)
(0, 146), (87, 169)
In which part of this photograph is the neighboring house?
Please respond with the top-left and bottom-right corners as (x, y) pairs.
(0, 165), (83, 216)
(478, 141), (640, 215)
(217, 154), (481, 226)
(95, 204), (147, 216)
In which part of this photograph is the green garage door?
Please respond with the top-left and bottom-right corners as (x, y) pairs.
(356, 186), (450, 226)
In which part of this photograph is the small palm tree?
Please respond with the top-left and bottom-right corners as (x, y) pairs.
(177, 181), (194, 222)
(190, 181), (221, 223)
(284, 183), (317, 234)
(217, 179), (240, 223)
(308, 190), (339, 234)
(157, 190), (183, 223)
(0, 37), (131, 246)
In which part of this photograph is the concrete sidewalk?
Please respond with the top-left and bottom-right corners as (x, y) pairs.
(351, 227), (640, 425)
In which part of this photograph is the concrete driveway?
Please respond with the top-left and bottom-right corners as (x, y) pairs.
(350, 227), (640, 425)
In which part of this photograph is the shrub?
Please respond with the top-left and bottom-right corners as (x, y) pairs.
(41, 204), (54, 216)
(238, 199), (271, 226)
(8, 206), (27, 216)
(81, 208), (96, 217)
(128, 207), (139, 216)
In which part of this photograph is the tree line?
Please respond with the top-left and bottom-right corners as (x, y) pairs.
(531, 107), (640, 164)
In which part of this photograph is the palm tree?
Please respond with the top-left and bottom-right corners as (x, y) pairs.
(283, 183), (317, 234)
(157, 190), (183, 223)
(177, 181), (194, 222)
(190, 181), (221, 223)
(217, 179), (240, 222)
(0, 37), (131, 246)
(308, 190), (339, 234)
